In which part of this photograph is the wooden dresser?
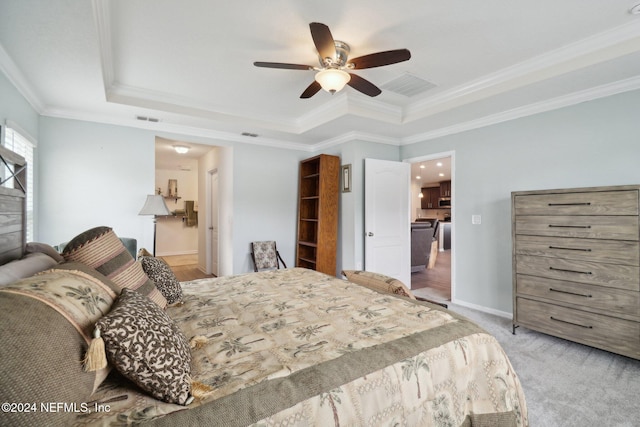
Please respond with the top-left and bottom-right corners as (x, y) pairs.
(512, 185), (640, 359)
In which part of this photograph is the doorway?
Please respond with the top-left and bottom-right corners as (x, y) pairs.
(406, 152), (454, 303)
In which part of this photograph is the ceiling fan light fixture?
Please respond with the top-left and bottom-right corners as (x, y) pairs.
(173, 145), (190, 154)
(315, 69), (351, 94)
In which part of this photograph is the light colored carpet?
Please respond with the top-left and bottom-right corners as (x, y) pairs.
(447, 303), (640, 427)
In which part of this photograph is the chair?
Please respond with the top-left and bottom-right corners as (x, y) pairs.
(410, 223), (434, 272)
(251, 241), (286, 272)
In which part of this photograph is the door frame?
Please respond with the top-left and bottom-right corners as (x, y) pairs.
(403, 150), (456, 302)
(205, 168), (219, 276)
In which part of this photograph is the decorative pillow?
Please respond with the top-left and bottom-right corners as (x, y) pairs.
(0, 293), (96, 427)
(0, 269), (119, 425)
(62, 226), (167, 308)
(139, 256), (183, 304)
(25, 241), (65, 263)
(96, 288), (192, 405)
(341, 270), (416, 299)
(49, 261), (122, 294)
(0, 252), (59, 286)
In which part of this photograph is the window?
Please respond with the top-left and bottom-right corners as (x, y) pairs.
(3, 123), (35, 242)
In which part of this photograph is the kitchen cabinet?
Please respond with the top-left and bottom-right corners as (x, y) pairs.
(296, 154), (340, 275)
(440, 180), (451, 198)
(420, 187), (440, 209)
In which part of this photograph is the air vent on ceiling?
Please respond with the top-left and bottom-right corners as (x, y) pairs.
(381, 73), (437, 97)
(241, 132), (258, 137)
(136, 115), (160, 123)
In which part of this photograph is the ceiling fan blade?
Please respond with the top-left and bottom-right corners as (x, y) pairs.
(349, 49), (411, 69)
(347, 73), (382, 97)
(300, 80), (322, 99)
(310, 22), (336, 63)
(254, 62), (313, 70)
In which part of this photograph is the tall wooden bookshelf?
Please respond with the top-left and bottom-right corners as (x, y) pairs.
(296, 154), (340, 275)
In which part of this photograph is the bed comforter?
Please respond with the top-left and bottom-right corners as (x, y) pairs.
(75, 268), (527, 426)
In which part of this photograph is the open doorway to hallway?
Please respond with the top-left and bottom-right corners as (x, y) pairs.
(407, 154), (453, 304)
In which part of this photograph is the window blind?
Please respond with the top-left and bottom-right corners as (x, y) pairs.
(3, 125), (35, 242)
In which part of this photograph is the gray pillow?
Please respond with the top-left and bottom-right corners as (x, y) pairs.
(25, 241), (65, 263)
(0, 292), (97, 426)
(96, 288), (192, 405)
(0, 252), (59, 286)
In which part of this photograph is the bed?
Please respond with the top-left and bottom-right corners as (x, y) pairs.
(0, 148), (527, 427)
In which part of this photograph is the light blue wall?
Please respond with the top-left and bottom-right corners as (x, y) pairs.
(4, 68), (640, 313)
(36, 116), (307, 274)
(231, 143), (305, 272)
(321, 140), (399, 275)
(401, 89), (640, 313)
(38, 117), (156, 245)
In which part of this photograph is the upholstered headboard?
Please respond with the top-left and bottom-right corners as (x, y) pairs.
(0, 143), (27, 265)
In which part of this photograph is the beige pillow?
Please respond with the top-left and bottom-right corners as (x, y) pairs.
(63, 226), (167, 308)
(341, 270), (416, 299)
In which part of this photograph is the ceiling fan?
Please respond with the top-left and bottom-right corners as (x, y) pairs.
(254, 22), (411, 99)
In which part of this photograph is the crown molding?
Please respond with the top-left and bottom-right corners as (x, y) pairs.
(404, 20), (640, 122)
(0, 44), (45, 113)
(92, 0), (114, 92)
(42, 106), (314, 152)
(107, 82), (301, 134)
(313, 130), (401, 151)
(401, 75), (640, 145)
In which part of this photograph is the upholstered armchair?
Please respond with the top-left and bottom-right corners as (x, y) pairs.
(411, 222), (434, 272)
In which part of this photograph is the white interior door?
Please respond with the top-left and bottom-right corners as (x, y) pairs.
(364, 158), (411, 287)
(208, 170), (219, 276)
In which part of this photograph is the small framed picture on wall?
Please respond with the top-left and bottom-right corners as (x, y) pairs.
(342, 164), (351, 193)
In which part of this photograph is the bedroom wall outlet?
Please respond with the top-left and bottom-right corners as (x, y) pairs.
(472, 214), (482, 225)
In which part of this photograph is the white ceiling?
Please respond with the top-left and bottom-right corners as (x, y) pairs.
(2, 1), (640, 152)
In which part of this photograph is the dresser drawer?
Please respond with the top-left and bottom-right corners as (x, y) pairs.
(515, 215), (639, 240)
(516, 255), (640, 291)
(515, 297), (640, 359)
(514, 235), (639, 266)
(514, 190), (639, 216)
(516, 274), (640, 319)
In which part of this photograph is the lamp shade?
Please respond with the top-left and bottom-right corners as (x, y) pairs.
(315, 69), (351, 93)
(139, 195), (171, 216)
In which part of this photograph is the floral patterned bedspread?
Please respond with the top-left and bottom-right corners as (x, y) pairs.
(75, 268), (528, 426)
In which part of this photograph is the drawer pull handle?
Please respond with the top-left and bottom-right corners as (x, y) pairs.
(548, 225), (592, 229)
(549, 266), (592, 275)
(548, 202), (592, 206)
(549, 288), (593, 298)
(548, 246), (592, 252)
(550, 316), (593, 329)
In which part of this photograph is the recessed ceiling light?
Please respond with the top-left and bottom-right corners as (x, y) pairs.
(630, 3), (640, 14)
(436, 162), (443, 167)
(420, 164), (425, 169)
(416, 176), (421, 180)
(173, 145), (190, 154)
(439, 173), (445, 177)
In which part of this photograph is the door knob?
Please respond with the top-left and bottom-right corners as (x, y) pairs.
(367, 232), (374, 237)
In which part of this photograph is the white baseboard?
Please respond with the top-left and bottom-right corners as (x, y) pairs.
(450, 298), (512, 319)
